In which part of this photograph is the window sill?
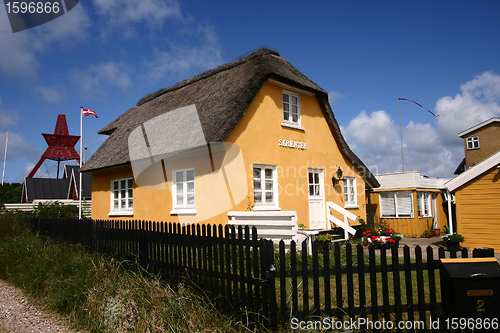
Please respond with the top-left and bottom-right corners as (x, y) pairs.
(108, 211), (134, 217)
(170, 208), (197, 215)
(345, 205), (359, 209)
(253, 206), (282, 211)
(281, 123), (305, 131)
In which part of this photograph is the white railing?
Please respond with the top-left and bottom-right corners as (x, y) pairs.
(326, 201), (357, 240)
(3, 199), (92, 217)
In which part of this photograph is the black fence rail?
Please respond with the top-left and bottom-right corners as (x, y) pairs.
(28, 217), (469, 331)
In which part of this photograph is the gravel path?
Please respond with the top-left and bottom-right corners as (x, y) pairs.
(0, 280), (78, 333)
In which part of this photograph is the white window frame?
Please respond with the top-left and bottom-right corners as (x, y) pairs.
(343, 177), (358, 208)
(467, 136), (479, 150)
(253, 164), (280, 211)
(170, 167), (196, 215)
(417, 191), (432, 217)
(380, 191), (413, 218)
(281, 90), (304, 130)
(109, 177), (134, 216)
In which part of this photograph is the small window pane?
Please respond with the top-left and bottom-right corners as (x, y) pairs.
(187, 182), (194, 192)
(283, 111), (289, 121)
(114, 191), (119, 199)
(128, 179), (133, 188)
(254, 180), (261, 190)
(121, 189), (126, 198)
(121, 199), (125, 207)
(114, 181), (118, 190)
(292, 105), (298, 114)
(254, 192), (262, 203)
(177, 195), (183, 205)
(292, 114), (298, 122)
(128, 199), (133, 208)
(120, 180), (126, 189)
(253, 167), (261, 178)
(187, 194), (195, 205)
(283, 93), (289, 103)
(314, 173), (319, 183)
(309, 185), (314, 195)
(315, 185), (320, 196)
(114, 200), (118, 209)
(177, 183), (183, 194)
(283, 103), (289, 111)
(176, 171), (183, 182)
(292, 96), (297, 104)
(265, 192), (273, 202)
(128, 189), (133, 198)
(265, 169), (273, 179)
(186, 169), (194, 181)
(308, 173), (313, 183)
(265, 180), (273, 191)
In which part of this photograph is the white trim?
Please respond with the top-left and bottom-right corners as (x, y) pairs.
(445, 150), (500, 191)
(458, 117), (500, 137)
(170, 208), (197, 215)
(343, 177), (357, 208)
(282, 90), (302, 128)
(253, 164), (279, 209)
(110, 177), (133, 214)
(268, 78), (315, 96)
(172, 167), (195, 210)
(466, 136), (480, 150)
(281, 122), (305, 131)
(253, 206), (282, 211)
(108, 211), (134, 217)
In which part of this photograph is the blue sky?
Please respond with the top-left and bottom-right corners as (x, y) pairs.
(1, 0), (499, 183)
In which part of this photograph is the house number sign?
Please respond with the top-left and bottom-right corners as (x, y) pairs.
(279, 139), (307, 150)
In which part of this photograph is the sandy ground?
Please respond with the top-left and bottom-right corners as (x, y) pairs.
(0, 280), (78, 333)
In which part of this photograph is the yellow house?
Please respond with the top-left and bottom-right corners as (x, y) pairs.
(81, 49), (379, 231)
(445, 151), (500, 252)
(370, 172), (450, 237)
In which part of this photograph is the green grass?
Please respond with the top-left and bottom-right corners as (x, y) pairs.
(0, 213), (253, 332)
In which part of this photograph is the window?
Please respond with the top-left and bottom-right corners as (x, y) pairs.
(308, 170), (322, 197)
(417, 192), (431, 217)
(344, 177), (357, 207)
(380, 191), (413, 218)
(467, 136), (479, 150)
(110, 177), (133, 215)
(282, 91), (302, 128)
(172, 168), (195, 214)
(253, 164), (279, 210)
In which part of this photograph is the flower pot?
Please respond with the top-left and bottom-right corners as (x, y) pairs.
(446, 241), (460, 252)
(433, 229), (441, 237)
(425, 233), (432, 238)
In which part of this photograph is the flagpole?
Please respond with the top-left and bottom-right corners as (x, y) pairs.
(79, 108), (83, 219)
(399, 99), (405, 172)
(2, 131), (8, 185)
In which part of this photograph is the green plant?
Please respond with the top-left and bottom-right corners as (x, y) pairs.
(315, 234), (332, 242)
(298, 223), (306, 229)
(443, 233), (465, 243)
(422, 230), (431, 236)
(390, 234), (402, 242)
(245, 196), (254, 211)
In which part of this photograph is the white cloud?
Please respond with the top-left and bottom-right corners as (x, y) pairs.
(342, 71), (500, 178)
(36, 87), (63, 104)
(436, 71), (500, 145)
(0, 131), (38, 161)
(342, 110), (400, 155)
(145, 24), (223, 80)
(0, 4), (91, 78)
(72, 62), (132, 95)
(0, 105), (19, 130)
(93, 0), (182, 37)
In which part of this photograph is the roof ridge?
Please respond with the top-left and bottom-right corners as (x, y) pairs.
(136, 48), (280, 106)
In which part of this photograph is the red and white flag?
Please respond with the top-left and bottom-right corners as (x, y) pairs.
(81, 107), (98, 118)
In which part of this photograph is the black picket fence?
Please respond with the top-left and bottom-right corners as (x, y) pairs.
(28, 217), (470, 331)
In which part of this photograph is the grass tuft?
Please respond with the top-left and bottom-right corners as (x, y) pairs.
(0, 213), (247, 332)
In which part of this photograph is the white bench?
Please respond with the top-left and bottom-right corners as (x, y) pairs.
(227, 211), (299, 246)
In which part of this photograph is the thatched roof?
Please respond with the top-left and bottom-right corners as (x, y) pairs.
(81, 48), (379, 188)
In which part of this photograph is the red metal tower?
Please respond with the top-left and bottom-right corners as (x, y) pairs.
(27, 114), (81, 178)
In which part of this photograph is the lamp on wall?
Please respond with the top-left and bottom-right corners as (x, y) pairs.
(332, 166), (345, 187)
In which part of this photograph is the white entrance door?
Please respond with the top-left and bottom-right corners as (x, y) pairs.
(308, 169), (325, 230)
